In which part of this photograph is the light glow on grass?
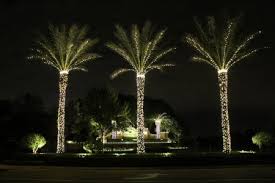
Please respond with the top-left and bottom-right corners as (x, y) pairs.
(168, 146), (188, 150)
(76, 153), (92, 158)
(105, 140), (172, 144)
(160, 152), (173, 157)
(113, 153), (127, 157)
(238, 150), (256, 154)
(66, 140), (76, 144)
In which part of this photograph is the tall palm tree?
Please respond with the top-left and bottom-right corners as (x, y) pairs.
(28, 25), (101, 153)
(185, 17), (266, 153)
(106, 22), (176, 154)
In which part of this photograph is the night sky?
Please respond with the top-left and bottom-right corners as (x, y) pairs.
(0, 0), (274, 137)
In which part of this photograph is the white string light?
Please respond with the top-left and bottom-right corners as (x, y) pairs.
(136, 74), (146, 154)
(28, 25), (101, 153)
(56, 72), (69, 153)
(186, 17), (265, 154)
(218, 70), (231, 153)
(107, 23), (175, 154)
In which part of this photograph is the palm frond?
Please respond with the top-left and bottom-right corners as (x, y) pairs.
(29, 24), (100, 73)
(148, 47), (176, 67)
(227, 31), (262, 67)
(110, 68), (134, 79)
(147, 63), (175, 73)
(227, 47), (268, 68)
(107, 22), (175, 76)
(192, 56), (219, 69)
(185, 17), (264, 71)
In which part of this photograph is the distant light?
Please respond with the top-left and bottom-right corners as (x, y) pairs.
(103, 148), (134, 152)
(238, 150), (256, 154)
(66, 140), (76, 144)
(76, 153), (91, 158)
(113, 153), (126, 157)
(161, 152), (173, 157)
(168, 146), (188, 150)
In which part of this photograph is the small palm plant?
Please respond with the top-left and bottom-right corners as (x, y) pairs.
(107, 22), (176, 153)
(185, 17), (266, 153)
(147, 113), (181, 142)
(28, 25), (101, 153)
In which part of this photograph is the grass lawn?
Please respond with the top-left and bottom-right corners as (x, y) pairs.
(2, 152), (275, 167)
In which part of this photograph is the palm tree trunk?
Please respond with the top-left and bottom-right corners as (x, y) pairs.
(56, 72), (68, 153)
(217, 71), (232, 154)
(136, 74), (145, 154)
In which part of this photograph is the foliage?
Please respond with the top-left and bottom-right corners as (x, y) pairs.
(106, 21), (176, 78)
(82, 139), (103, 153)
(23, 133), (46, 154)
(184, 16), (266, 154)
(252, 131), (272, 150)
(185, 16), (265, 71)
(146, 113), (182, 142)
(68, 88), (132, 145)
(83, 143), (94, 153)
(86, 88), (132, 143)
(28, 24), (101, 153)
(66, 99), (91, 142)
(28, 24), (101, 72)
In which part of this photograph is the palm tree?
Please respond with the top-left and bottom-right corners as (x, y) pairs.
(106, 22), (176, 154)
(28, 25), (101, 153)
(147, 113), (181, 142)
(185, 17), (266, 153)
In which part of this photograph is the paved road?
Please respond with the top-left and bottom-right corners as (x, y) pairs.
(0, 164), (274, 183)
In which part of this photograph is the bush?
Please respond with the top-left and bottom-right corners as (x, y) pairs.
(23, 133), (46, 154)
(252, 131), (272, 150)
(83, 140), (103, 153)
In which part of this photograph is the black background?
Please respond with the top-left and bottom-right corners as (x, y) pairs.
(0, 0), (274, 137)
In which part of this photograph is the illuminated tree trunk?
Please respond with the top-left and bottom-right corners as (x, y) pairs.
(56, 72), (68, 153)
(136, 74), (145, 154)
(218, 71), (232, 154)
(33, 148), (38, 154)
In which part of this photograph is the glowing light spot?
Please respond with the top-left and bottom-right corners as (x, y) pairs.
(60, 70), (69, 74)
(218, 69), (228, 74)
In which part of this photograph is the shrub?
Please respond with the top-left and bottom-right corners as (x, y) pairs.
(23, 133), (46, 154)
(252, 131), (272, 150)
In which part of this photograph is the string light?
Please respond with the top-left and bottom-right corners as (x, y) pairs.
(107, 22), (175, 154)
(56, 71), (68, 153)
(218, 70), (231, 153)
(185, 17), (265, 153)
(136, 73), (146, 153)
(28, 25), (101, 153)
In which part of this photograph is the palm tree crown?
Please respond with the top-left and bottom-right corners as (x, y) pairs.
(106, 22), (176, 78)
(28, 24), (101, 73)
(185, 17), (265, 72)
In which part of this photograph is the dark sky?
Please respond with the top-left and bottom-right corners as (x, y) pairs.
(0, 0), (274, 136)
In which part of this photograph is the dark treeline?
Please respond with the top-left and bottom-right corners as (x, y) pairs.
(1, 91), (274, 156)
(0, 89), (185, 155)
